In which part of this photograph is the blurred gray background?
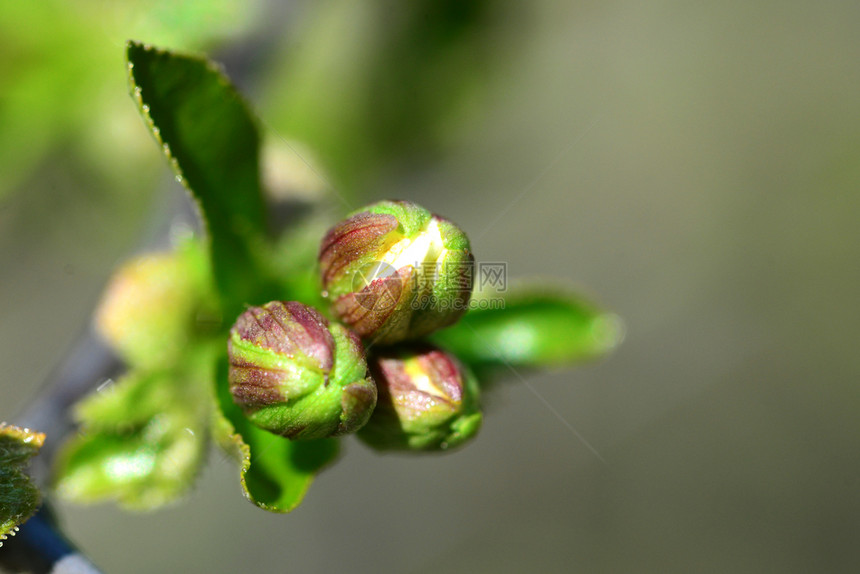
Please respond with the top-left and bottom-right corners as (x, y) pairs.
(2, 0), (860, 572)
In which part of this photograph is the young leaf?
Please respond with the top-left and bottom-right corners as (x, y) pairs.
(126, 41), (267, 316)
(0, 424), (45, 546)
(213, 356), (340, 513)
(431, 285), (623, 373)
(53, 362), (211, 510)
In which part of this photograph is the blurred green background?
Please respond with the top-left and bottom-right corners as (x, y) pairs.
(3, 0), (860, 572)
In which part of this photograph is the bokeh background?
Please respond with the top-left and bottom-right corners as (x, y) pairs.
(3, 0), (860, 572)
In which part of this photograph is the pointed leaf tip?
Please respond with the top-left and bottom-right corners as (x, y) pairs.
(126, 41), (267, 317)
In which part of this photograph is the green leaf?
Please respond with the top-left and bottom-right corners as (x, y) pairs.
(54, 356), (212, 510)
(213, 356), (340, 513)
(126, 41), (268, 317)
(431, 285), (624, 373)
(0, 424), (45, 545)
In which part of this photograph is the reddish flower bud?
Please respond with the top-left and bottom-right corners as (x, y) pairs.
(319, 200), (473, 345)
(358, 344), (482, 451)
(228, 301), (376, 439)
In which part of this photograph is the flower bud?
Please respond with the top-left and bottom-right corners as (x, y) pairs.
(319, 200), (473, 345)
(358, 344), (482, 451)
(228, 301), (377, 439)
(95, 240), (216, 369)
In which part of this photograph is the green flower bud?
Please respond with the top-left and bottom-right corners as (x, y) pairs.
(358, 344), (482, 451)
(94, 240), (216, 369)
(228, 301), (376, 440)
(319, 200), (474, 345)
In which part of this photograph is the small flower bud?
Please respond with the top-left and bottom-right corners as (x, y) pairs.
(319, 200), (474, 345)
(228, 301), (377, 439)
(358, 344), (482, 451)
(95, 241), (216, 368)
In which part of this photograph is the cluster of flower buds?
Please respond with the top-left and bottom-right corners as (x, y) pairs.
(227, 200), (482, 451)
